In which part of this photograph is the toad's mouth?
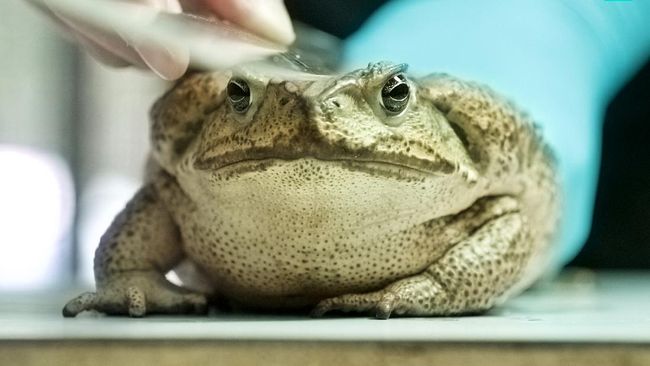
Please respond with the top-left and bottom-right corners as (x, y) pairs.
(194, 154), (461, 180)
(208, 157), (446, 179)
(194, 149), (464, 178)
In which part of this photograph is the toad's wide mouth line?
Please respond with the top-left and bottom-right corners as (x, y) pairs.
(207, 156), (447, 177)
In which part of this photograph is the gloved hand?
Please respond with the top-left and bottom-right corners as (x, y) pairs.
(40, 0), (295, 80)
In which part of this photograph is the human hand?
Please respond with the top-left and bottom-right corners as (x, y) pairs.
(37, 0), (295, 80)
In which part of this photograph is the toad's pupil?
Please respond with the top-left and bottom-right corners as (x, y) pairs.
(381, 74), (410, 115)
(388, 83), (409, 101)
(227, 78), (251, 113)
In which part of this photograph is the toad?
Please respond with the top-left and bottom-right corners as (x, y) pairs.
(63, 62), (559, 319)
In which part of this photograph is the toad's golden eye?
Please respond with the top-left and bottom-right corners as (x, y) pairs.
(227, 78), (251, 113)
(380, 73), (410, 115)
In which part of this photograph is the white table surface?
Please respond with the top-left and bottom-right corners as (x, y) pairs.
(1, 271), (649, 344)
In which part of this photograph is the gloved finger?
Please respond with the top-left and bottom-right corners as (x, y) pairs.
(131, 0), (182, 13)
(199, 0), (295, 45)
(28, 1), (136, 67)
(121, 0), (190, 79)
(130, 37), (190, 80)
(73, 31), (132, 67)
(49, 5), (149, 68)
(44, 0), (189, 79)
(126, 286), (147, 317)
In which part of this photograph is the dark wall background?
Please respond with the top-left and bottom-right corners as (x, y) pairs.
(570, 61), (650, 269)
(286, 0), (388, 39)
(285, 1), (650, 269)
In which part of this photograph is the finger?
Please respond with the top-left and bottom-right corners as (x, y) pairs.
(52, 10), (149, 69)
(127, 0), (182, 13)
(126, 286), (147, 317)
(130, 38), (190, 80)
(74, 32), (132, 67)
(145, 292), (208, 314)
(200, 0), (295, 45)
(47, 0), (188, 75)
(311, 292), (382, 317)
(375, 293), (397, 320)
(62, 292), (97, 317)
(310, 299), (338, 318)
(125, 0), (190, 79)
(50, 0), (186, 74)
(68, 6), (188, 79)
(181, 293), (208, 314)
(26, 2), (132, 67)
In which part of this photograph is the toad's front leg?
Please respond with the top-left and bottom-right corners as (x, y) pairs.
(312, 196), (532, 319)
(63, 185), (207, 317)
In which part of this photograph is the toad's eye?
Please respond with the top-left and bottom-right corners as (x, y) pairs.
(227, 78), (251, 113)
(380, 73), (410, 115)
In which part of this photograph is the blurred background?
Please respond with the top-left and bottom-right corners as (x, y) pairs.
(0, 1), (165, 288)
(0, 0), (648, 291)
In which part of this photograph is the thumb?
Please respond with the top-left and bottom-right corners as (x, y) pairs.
(200, 0), (295, 45)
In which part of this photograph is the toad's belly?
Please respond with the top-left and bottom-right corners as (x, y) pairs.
(180, 219), (454, 308)
(174, 159), (480, 308)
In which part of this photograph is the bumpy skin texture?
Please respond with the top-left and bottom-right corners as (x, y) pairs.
(63, 63), (559, 319)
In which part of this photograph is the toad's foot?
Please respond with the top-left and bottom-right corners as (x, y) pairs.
(312, 198), (531, 319)
(62, 271), (207, 317)
(311, 274), (442, 319)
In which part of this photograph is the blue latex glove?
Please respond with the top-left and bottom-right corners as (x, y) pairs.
(344, 0), (650, 268)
